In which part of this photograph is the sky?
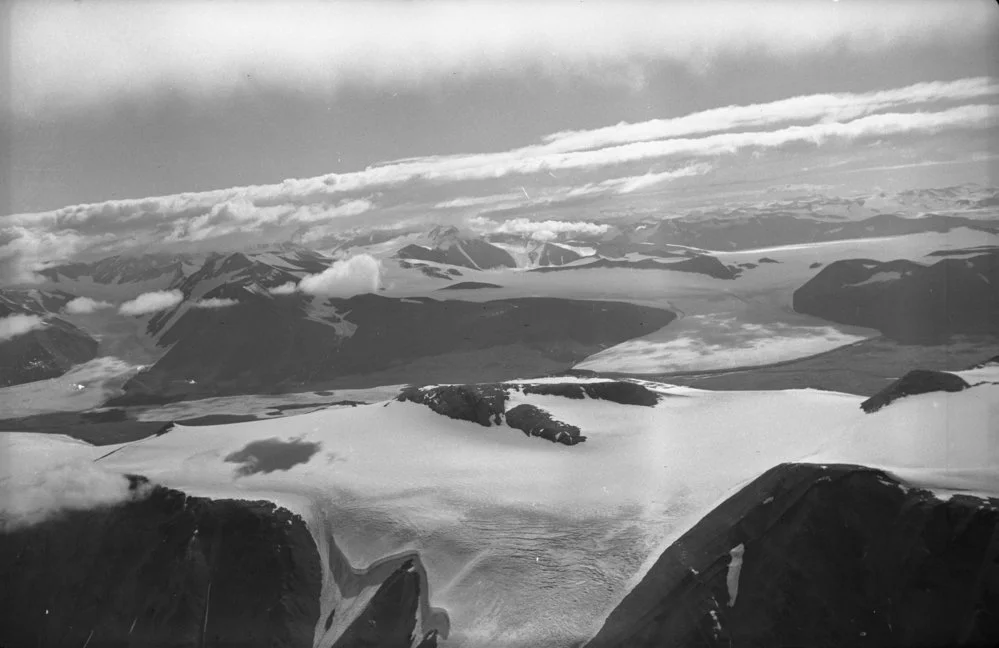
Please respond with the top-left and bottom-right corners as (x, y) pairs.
(1, 0), (998, 281)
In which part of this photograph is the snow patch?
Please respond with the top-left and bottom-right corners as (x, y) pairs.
(726, 543), (745, 607)
(851, 271), (903, 286)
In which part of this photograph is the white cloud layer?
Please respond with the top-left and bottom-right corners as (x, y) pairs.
(64, 297), (114, 314)
(298, 255), (382, 297)
(118, 290), (184, 316)
(542, 77), (999, 153)
(193, 298), (239, 309)
(0, 462), (152, 531)
(10, 1), (996, 117)
(473, 217), (611, 241)
(0, 314), (47, 341)
(268, 282), (299, 295)
(2, 77), (995, 277)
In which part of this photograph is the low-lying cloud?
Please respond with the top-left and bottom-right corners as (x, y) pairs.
(472, 217), (611, 241)
(64, 296), (114, 314)
(0, 462), (153, 531)
(118, 290), (184, 316)
(0, 314), (47, 341)
(268, 282), (299, 295)
(298, 255), (382, 297)
(192, 297), (239, 309)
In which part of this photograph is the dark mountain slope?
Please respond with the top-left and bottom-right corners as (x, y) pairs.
(861, 369), (971, 413)
(0, 482), (323, 648)
(793, 251), (999, 343)
(530, 241), (583, 266)
(111, 295), (676, 403)
(587, 463), (999, 648)
(396, 227), (517, 270)
(39, 253), (193, 285)
(0, 291), (98, 386)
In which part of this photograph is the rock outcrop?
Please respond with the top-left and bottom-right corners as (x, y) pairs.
(397, 384), (508, 426)
(396, 380), (662, 446)
(505, 403), (586, 445)
(0, 293), (99, 387)
(793, 252), (999, 342)
(515, 380), (662, 406)
(860, 369), (971, 413)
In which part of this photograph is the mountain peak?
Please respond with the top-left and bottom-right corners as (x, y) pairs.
(427, 225), (463, 246)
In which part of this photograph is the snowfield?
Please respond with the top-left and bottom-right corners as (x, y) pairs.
(2, 378), (996, 647)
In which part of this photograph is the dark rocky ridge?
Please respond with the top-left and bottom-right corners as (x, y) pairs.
(516, 380), (662, 406)
(793, 251), (999, 343)
(1, 481), (446, 647)
(111, 295), (676, 404)
(861, 369), (971, 413)
(0, 291), (99, 387)
(397, 383), (509, 427)
(437, 281), (502, 290)
(395, 229), (517, 271)
(39, 253), (193, 285)
(505, 403), (586, 445)
(587, 463), (999, 648)
(396, 380), (661, 445)
(529, 241), (583, 267)
(531, 254), (740, 279)
(0, 483), (324, 648)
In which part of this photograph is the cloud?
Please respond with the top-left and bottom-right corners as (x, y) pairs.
(118, 290), (183, 316)
(602, 163), (713, 194)
(455, 163), (712, 219)
(4, 80), (995, 273)
(192, 298), (239, 309)
(10, 2), (995, 117)
(434, 193), (526, 210)
(298, 255), (382, 297)
(472, 217), (611, 242)
(268, 282), (299, 295)
(64, 297), (114, 314)
(0, 226), (93, 284)
(0, 462), (152, 531)
(542, 77), (999, 153)
(0, 314), (47, 341)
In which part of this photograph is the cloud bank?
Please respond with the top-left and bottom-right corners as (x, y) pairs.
(64, 297), (114, 314)
(192, 298), (239, 309)
(3, 77), (995, 278)
(298, 255), (382, 297)
(118, 290), (184, 316)
(0, 314), (47, 341)
(268, 282), (299, 295)
(11, 1), (996, 117)
(474, 217), (612, 241)
(0, 462), (152, 531)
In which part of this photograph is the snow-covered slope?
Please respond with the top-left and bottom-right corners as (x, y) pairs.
(3, 378), (995, 647)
